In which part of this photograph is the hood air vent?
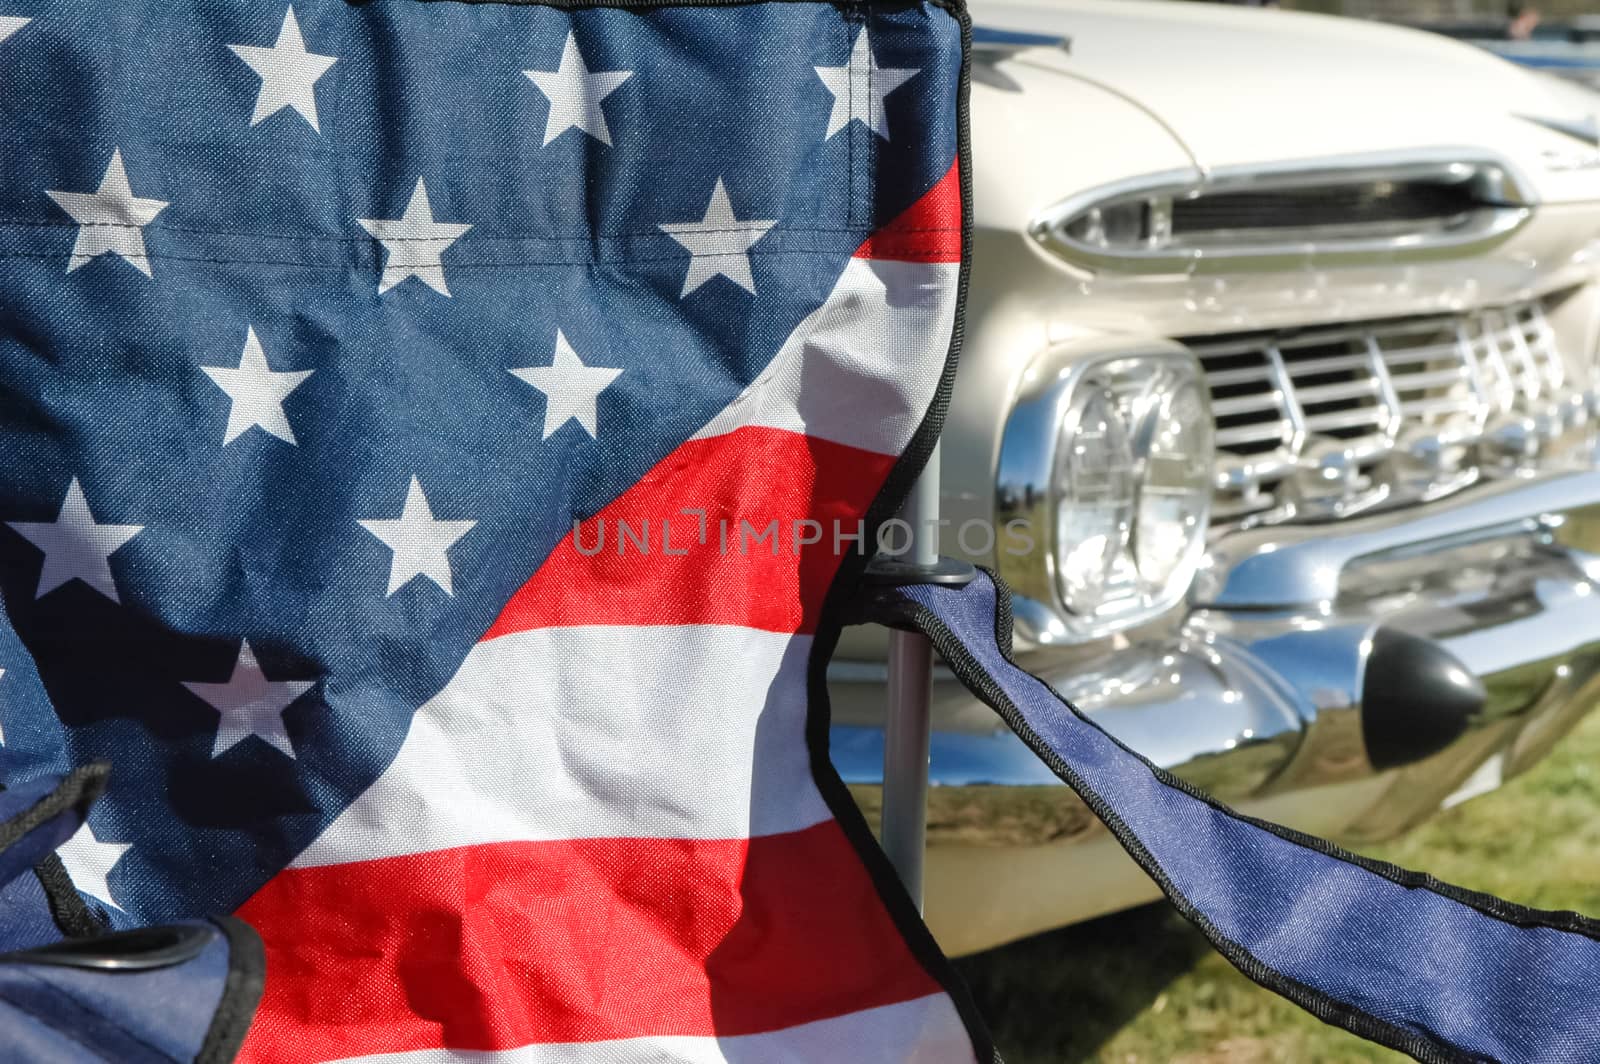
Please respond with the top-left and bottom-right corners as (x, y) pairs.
(1034, 158), (1533, 273)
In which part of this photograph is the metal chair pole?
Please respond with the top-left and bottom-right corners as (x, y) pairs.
(881, 443), (940, 908)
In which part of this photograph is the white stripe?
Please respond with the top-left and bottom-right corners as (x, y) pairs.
(293, 626), (830, 867)
(295, 258), (956, 870)
(331, 994), (975, 1064)
(693, 257), (959, 455)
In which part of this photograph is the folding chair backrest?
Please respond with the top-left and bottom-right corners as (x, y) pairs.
(0, 1), (985, 1059)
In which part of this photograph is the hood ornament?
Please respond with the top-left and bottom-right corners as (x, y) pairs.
(971, 25), (1069, 94)
(1517, 111), (1600, 146)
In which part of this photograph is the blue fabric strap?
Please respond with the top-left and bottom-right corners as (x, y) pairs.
(0, 768), (264, 1062)
(0, 919), (258, 1064)
(879, 570), (1600, 1064)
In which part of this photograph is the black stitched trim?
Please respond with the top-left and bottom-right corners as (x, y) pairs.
(796, 0), (998, 1061)
(357, 0), (943, 9)
(873, 570), (1600, 1062)
(994, 575), (1600, 941)
(0, 764), (113, 940)
(196, 916), (267, 1064)
(34, 855), (107, 939)
(0, 763), (107, 855)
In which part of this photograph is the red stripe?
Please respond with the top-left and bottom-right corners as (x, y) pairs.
(854, 160), (962, 263)
(483, 426), (894, 640)
(236, 820), (939, 1060)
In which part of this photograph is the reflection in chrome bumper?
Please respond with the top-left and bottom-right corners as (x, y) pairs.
(829, 468), (1600, 855)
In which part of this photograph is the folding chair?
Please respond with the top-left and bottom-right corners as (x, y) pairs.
(0, 0), (988, 1058)
(4, 2), (1600, 1062)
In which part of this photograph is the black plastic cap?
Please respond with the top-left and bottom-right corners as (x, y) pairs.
(862, 555), (978, 588)
(1361, 627), (1487, 771)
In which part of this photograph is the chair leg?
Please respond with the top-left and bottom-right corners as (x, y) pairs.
(880, 448), (940, 908)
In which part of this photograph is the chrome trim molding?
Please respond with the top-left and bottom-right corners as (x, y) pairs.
(1197, 467), (1600, 608)
(831, 548), (1600, 830)
(1031, 152), (1537, 274)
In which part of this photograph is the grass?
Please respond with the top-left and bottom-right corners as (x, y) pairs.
(954, 709), (1600, 1063)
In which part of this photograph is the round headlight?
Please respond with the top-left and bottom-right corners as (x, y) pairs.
(996, 347), (1214, 646)
(1052, 383), (1135, 614)
(1132, 372), (1213, 598)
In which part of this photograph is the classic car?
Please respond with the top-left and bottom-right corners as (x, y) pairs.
(829, 0), (1600, 955)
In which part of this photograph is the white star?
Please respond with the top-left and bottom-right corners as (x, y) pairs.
(658, 179), (776, 297)
(7, 479), (142, 603)
(57, 823), (132, 914)
(201, 327), (313, 446)
(0, 18), (30, 47)
(814, 29), (919, 141)
(228, 6), (338, 133)
(46, 150), (169, 277)
(359, 477), (476, 596)
(357, 178), (472, 297)
(524, 31), (633, 147)
(510, 331), (623, 440)
(183, 640), (314, 759)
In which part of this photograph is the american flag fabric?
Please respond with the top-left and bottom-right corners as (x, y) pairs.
(0, 0), (982, 1060)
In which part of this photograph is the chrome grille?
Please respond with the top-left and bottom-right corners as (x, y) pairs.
(1195, 300), (1580, 522)
(1462, 306), (1564, 411)
(1169, 178), (1484, 240)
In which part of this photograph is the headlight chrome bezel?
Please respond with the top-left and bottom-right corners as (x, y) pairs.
(996, 345), (1214, 646)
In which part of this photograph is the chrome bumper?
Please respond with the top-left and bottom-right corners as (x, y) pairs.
(829, 468), (1600, 851)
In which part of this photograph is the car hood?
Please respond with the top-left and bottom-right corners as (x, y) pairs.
(972, 0), (1600, 194)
